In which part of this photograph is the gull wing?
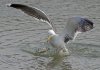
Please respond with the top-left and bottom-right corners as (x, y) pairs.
(7, 3), (55, 31)
(60, 17), (94, 43)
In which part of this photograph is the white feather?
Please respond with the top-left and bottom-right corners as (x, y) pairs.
(48, 30), (56, 35)
(73, 31), (81, 41)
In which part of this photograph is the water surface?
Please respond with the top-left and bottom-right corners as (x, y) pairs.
(0, 0), (100, 70)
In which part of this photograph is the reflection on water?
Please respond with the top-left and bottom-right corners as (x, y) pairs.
(21, 42), (100, 70)
(47, 55), (64, 68)
(21, 43), (72, 70)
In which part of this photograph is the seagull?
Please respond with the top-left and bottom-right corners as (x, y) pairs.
(7, 4), (94, 55)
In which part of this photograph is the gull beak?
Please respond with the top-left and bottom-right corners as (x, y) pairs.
(47, 36), (52, 42)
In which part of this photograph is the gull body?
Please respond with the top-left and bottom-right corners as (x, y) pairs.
(47, 34), (69, 55)
(7, 4), (94, 55)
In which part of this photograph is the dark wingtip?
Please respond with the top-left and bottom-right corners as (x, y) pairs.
(6, 3), (12, 7)
(6, 3), (18, 8)
(6, 3), (25, 8)
(84, 18), (94, 26)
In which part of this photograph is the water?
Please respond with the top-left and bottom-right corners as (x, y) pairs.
(0, 0), (100, 70)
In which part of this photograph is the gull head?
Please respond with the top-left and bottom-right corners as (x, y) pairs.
(48, 30), (56, 35)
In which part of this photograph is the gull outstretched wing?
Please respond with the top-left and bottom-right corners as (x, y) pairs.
(7, 3), (55, 31)
(60, 17), (94, 43)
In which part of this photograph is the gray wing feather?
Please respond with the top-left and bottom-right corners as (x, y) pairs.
(8, 4), (55, 30)
(60, 17), (80, 43)
(60, 17), (94, 43)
